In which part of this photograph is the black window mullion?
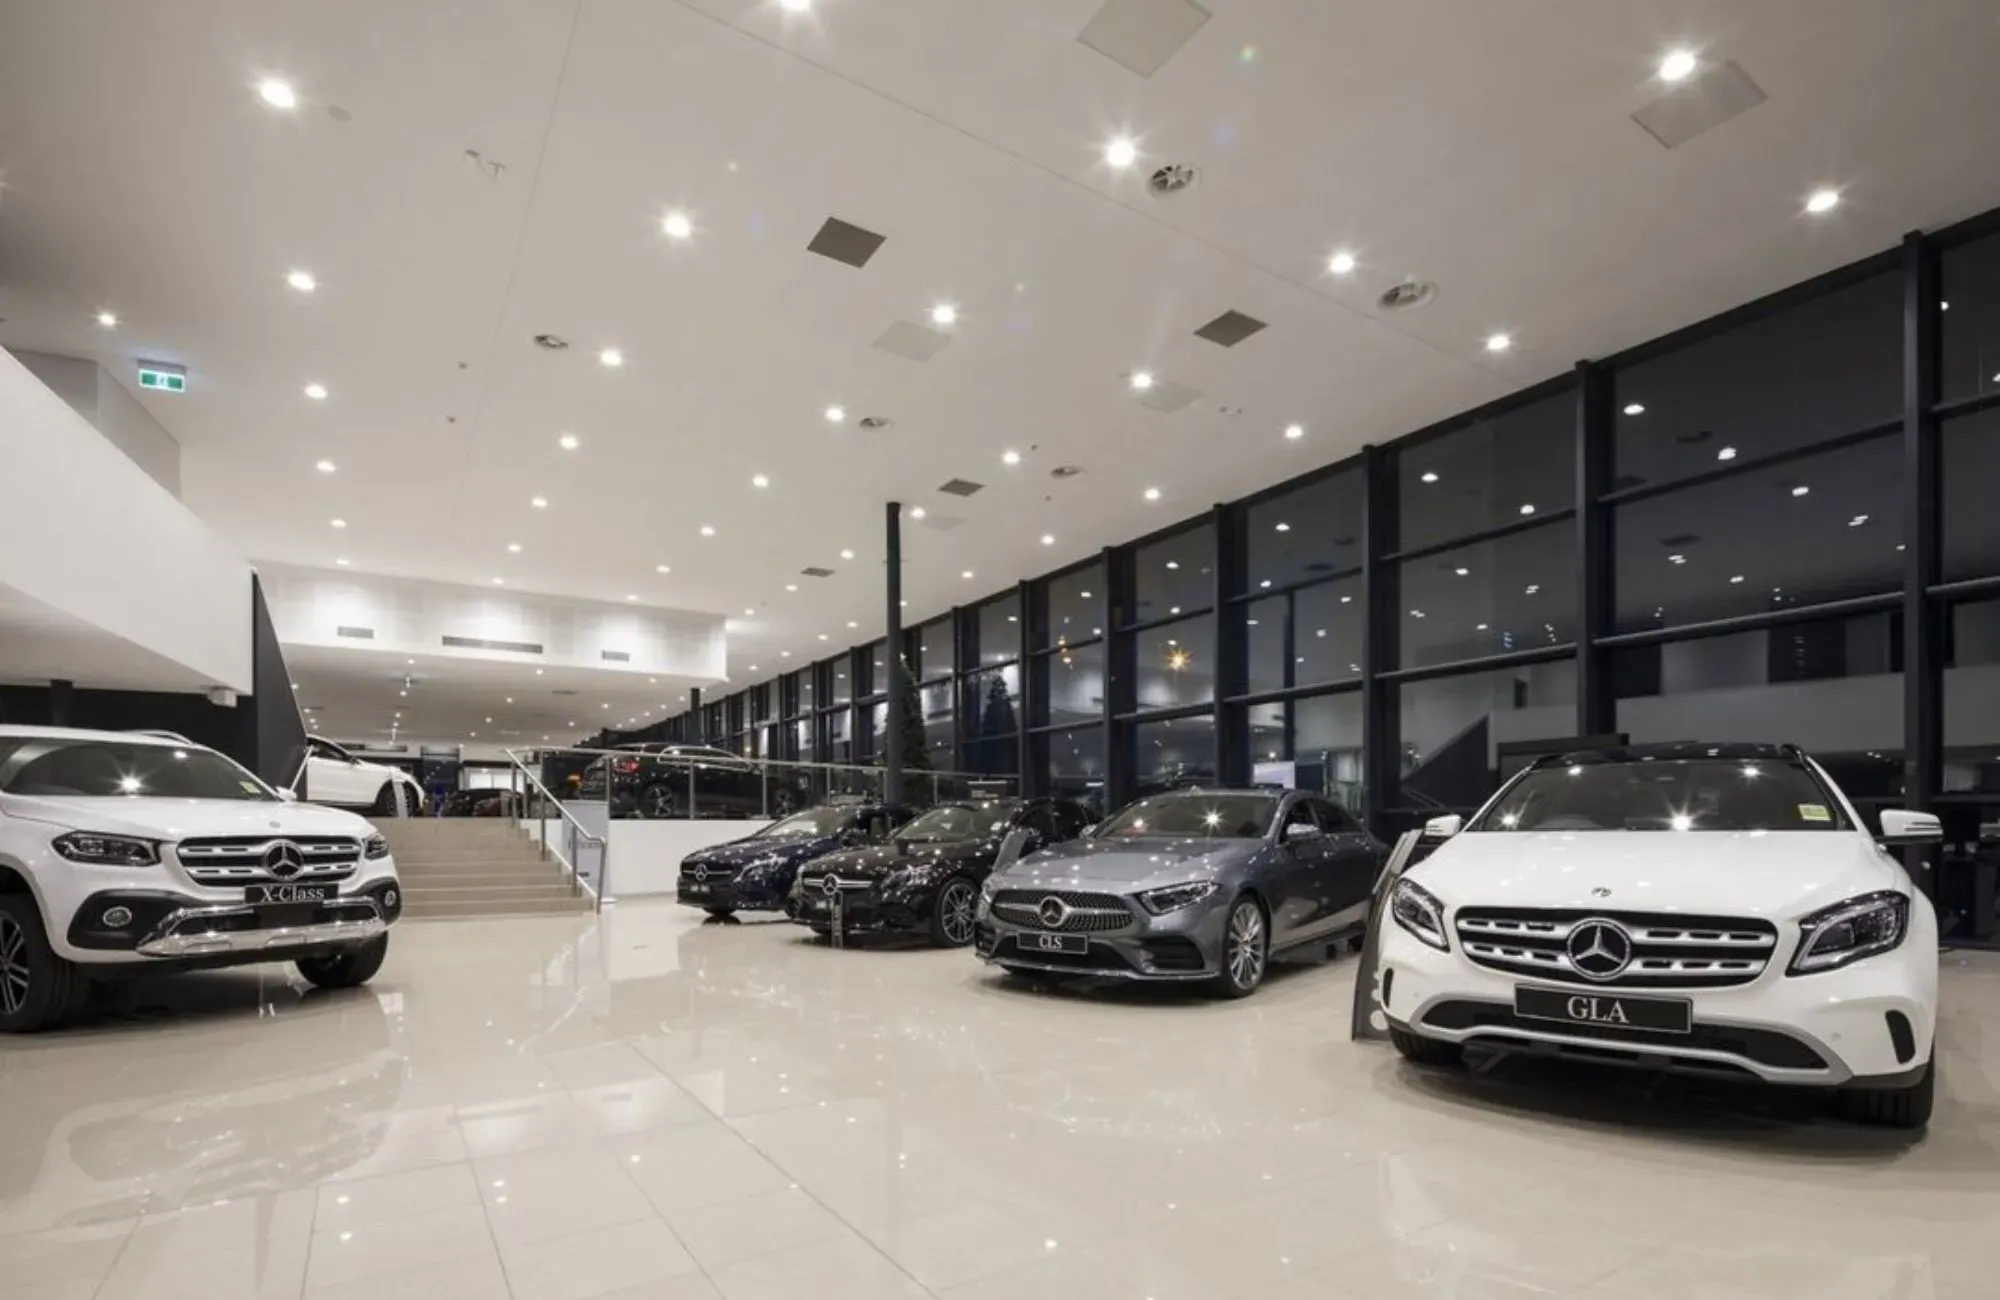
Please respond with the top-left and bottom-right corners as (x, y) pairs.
(1903, 230), (1943, 827)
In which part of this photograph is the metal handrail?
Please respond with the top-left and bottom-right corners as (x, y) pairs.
(534, 744), (1019, 784)
(503, 747), (605, 911)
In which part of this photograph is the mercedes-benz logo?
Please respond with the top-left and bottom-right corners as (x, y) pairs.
(692, 863), (710, 883)
(819, 873), (840, 897)
(1565, 918), (1633, 981)
(262, 840), (305, 880)
(1038, 896), (1069, 929)
(1590, 886), (1612, 898)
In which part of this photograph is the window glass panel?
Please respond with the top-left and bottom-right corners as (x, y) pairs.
(1943, 408), (2000, 582)
(1942, 230), (2000, 404)
(1039, 726), (1105, 815)
(861, 700), (887, 761)
(793, 718), (815, 762)
(785, 669), (813, 716)
(1398, 524), (1575, 668)
(1396, 389), (1573, 551)
(963, 666), (1020, 776)
(824, 708), (851, 763)
(1244, 469), (1363, 592)
(1133, 714), (1216, 795)
(975, 593), (1022, 666)
(1295, 693), (1366, 815)
(1392, 661), (1576, 812)
(1134, 614), (1214, 712)
(1612, 271), (1900, 485)
(1041, 563), (1105, 650)
(1945, 597), (2000, 795)
(1611, 435), (1902, 634)
(1039, 639), (1104, 727)
(1246, 597), (1286, 695)
(1247, 702), (1286, 767)
(1618, 612), (1904, 804)
(1294, 578), (1365, 685)
(827, 656), (853, 705)
(1133, 525), (1216, 624)
(922, 682), (954, 763)
(858, 640), (887, 696)
(917, 618), (955, 680)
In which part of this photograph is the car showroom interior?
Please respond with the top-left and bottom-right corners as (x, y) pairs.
(2, 1), (1999, 1297)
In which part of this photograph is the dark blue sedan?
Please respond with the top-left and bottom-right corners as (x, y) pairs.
(678, 802), (915, 917)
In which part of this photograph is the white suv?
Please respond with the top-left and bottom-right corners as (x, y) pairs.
(298, 735), (426, 816)
(1379, 742), (1942, 1128)
(0, 726), (402, 1032)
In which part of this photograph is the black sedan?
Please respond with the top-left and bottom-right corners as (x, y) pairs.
(578, 744), (810, 819)
(791, 797), (1093, 947)
(678, 802), (915, 918)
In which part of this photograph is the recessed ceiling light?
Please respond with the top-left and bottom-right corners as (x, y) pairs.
(747, 665), (758, 673)
(824, 405), (846, 423)
(1041, 534), (1055, 545)
(1791, 485), (1810, 497)
(781, 650), (791, 658)
(287, 270), (317, 293)
(625, 594), (638, 602)
(304, 382), (328, 400)
(1668, 554), (1687, 564)
(1129, 371), (1155, 391)
(1729, 574), (1745, 584)
(1454, 567), (1469, 576)
(840, 548), (855, 560)
(785, 583), (798, 592)
(751, 473), (770, 488)
(1623, 402), (1646, 416)
(1850, 514), (1869, 527)
(492, 577), (505, 585)
(930, 303), (958, 327)
(1104, 136), (1138, 169)
(96, 311), (118, 328)
(1519, 503), (1536, 515)
(507, 542), (522, 554)
(910, 507), (926, 520)
(558, 433), (579, 451)
(316, 460), (336, 474)
(1485, 332), (1512, 354)
(335, 557), (350, 567)
(330, 518), (347, 529)
(1717, 446), (1738, 461)
(531, 496), (548, 508)
(1274, 522), (1291, 533)
(662, 211), (693, 240)
(817, 634), (829, 641)
(1284, 424), (1304, 441)
(779, 0), (810, 10)
(599, 348), (623, 368)
(1658, 48), (1699, 82)
(1144, 487), (1161, 501)
(257, 78), (298, 109)
(745, 607), (755, 616)
(1002, 449), (1021, 466)
(656, 564), (670, 574)
(961, 570), (975, 579)
(700, 524), (715, 536)
(1805, 188), (1841, 214)
(1327, 250), (1356, 276)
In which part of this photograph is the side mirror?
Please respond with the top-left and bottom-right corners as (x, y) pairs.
(1282, 822), (1323, 844)
(276, 788), (299, 803)
(1423, 814), (1463, 839)
(1878, 809), (1942, 846)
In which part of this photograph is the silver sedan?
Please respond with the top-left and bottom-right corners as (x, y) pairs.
(973, 789), (1383, 997)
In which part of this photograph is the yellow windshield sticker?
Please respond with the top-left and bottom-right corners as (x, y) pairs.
(241, 781), (264, 794)
(1798, 803), (1831, 822)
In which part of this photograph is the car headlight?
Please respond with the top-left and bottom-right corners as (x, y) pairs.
(1789, 891), (1908, 975)
(365, 834), (390, 860)
(53, 832), (161, 867)
(1390, 878), (1449, 951)
(1138, 880), (1218, 915)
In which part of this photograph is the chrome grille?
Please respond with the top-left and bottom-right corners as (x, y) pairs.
(991, 889), (1133, 933)
(1453, 908), (1777, 989)
(680, 862), (741, 882)
(176, 836), (362, 886)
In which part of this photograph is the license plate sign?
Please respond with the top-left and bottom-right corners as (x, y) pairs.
(1027, 932), (1087, 955)
(247, 883), (332, 905)
(1514, 985), (1691, 1035)
(683, 883), (708, 897)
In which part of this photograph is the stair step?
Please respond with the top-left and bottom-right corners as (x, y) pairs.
(403, 897), (594, 919)
(389, 853), (552, 866)
(403, 884), (582, 900)
(394, 862), (563, 876)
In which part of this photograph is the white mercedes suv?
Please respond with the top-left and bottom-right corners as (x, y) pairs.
(0, 726), (402, 1033)
(1378, 742), (1942, 1128)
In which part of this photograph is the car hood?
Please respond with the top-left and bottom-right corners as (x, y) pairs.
(992, 836), (1256, 890)
(685, 834), (836, 870)
(0, 794), (380, 841)
(800, 837), (995, 880)
(1408, 830), (1905, 919)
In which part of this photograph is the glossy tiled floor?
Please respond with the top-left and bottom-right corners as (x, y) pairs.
(3, 903), (1998, 1300)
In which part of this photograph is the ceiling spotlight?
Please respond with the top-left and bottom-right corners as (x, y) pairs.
(1284, 424), (1304, 441)
(1041, 534), (1055, 545)
(1658, 48), (1698, 82)
(1485, 332), (1513, 354)
(1729, 574), (1746, 584)
(335, 557), (350, 567)
(96, 311), (118, 328)
(1144, 487), (1161, 501)
(1129, 371), (1155, 391)
(662, 211), (693, 240)
(1519, 503), (1536, 515)
(1275, 522), (1292, 533)
(1805, 188), (1841, 215)
(785, 583), (798, 592)
(1668, 554), (1687, 565)
(492, 577), (505, 585)
(751, 473), (770, 488)
(330, 518), (347, 529)
(531, 496), (548, 508)
(1850, 515), (1869, 527)
(1623, 403), (1646, 416)
(304, 383), (328, 400)
(930, 303), (958, 327)
(1327, 251), (1357, 276)
(1002, 449), (1021, 466)
(1104, 136), (1139, 169)
(599, 348), (624, 368)
(507, 542), (522, 553)
(558, 433), (579, 451)
(779, 0), (810, 10)
(840, 548), (855, 560)
(1791, 485), (1810, 497)
(817, 634), (829, 641)
(287, 270), (317, 293)
(824, 405), (846, 424)
(847, 621), (859, 629)
(700, 524), (716, 536)
(1717, 446), (1738, 461)
(961, 570), (975, 579)
(257, 78), (298, 109)
(656, 564), (670, 573)
(315, 460), (336, 474)
(1454, 567), (1470, 577)
(1421, 471), (1440, 484)
(910, 506), (926, 520)
(781, 650), (791, 658)
(625, 594), (638, 602)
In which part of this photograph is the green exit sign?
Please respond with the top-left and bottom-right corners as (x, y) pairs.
(137, 362), (186, 394)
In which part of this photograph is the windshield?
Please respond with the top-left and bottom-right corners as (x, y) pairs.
(894, 802), (1018, 842)
(1096, 793), (1278, 839)
(0, 739), (275, 801)
(755, 807), (853, 839)
(1471, 758), (1848, 832)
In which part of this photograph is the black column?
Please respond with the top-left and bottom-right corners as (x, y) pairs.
(1575, 361), (1615, 736)
(48, 679), (74, 727)
(1901, 231), (1942, 823)
(687, 688), (702, 743)
(1360, 444), (1396, 834)
(1212, 502), (1249, 786)
(1013, 579), (1034, 795)
(884, 502), (905, 805)
(1102, 545), (1135, 810)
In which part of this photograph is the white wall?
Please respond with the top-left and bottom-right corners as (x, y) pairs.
(12, 349), (181, 497)
(604, 819), (771, 899)
(0, 348), (249, 691)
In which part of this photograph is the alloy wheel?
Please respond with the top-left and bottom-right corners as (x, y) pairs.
(1225, 900), (1266, 990)
(0, 915), (29, 1017)
(643, 786), (676, 818)
(938, 881), (977, 945)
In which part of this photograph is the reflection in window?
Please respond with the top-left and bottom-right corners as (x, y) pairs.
(1945, 598), (2000, 794)
(1293, 578), (1364, 685)
(1041, 563), (1104, 650)
(1039, 639), (1104, 727)
(1247, 702), (1285, 765)
(1242, 694), (1365, 813)
(917, 618), (955, 680)
(824, 708), (852, 763)
(975, 593), (1023, 665)
(1612, 271), (1900, 486)
(1943, 408), (2000, 582)
(1244, 469), (1362, 592)
(827, 655), (853, 705)
(861, 700), (887, 761)
(1611, 434), (1902, 634)
(786, 669), (813, 716)
(1392, 661), (1576, 812)
(1246, 597), (1286, 695)
(1133, 525), (1216, 625)
(922, 682), (954, 762)
(1134, 615), (1214, 712)
(1398, 523), (1575, 668)
(963, 666), (1020, 776)
(1134, 714), (1216, 795)
(1396, 389), (1573, 552)
(1942, 231), (2000, 404)
(1039, 726), (1105, 816)
(858, 639), (887, 697)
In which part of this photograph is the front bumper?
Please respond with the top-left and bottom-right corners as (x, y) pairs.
(974, 895), (1228, 981)
(791, 878), (935, 934)
(1377, 919), (1937, 1086)
(677, 877), (788, 913)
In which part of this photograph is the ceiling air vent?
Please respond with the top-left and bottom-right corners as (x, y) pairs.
(441, 635), (544, 655)
(938, 479), (984, 497)
(858, 415), (894, 430)
(800, 566), (835, 578)
(806, 217), (887, 269)
(1050, 465), (1085, 479)
(335, 625), (375, 640)
(1378, 280), (1438, 311)
(1148, 163), (1198, 195)
(1632, 61), (1768, 150)
(1194, 310), (1267, 348)
(1078, 0), (1212, 78)
(600, 650), (632, 663)
(532, 333), (569, 351)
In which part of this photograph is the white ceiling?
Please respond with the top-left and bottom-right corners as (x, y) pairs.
(3, 0), (1998, 699)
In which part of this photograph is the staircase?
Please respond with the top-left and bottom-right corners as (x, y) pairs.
(368, 819), (593, 920)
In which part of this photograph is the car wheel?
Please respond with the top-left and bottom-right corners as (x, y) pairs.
(807, 924), (833, 939)
(1210, 895), (1270, 999)
(370, 783), (404, 817)
(296, 936), (389, 991)
(769, 786), (800, 817)
(1389, 1025), (1464, 1067)
(1837, 1056), (1935, 1130)
(639, 784), (682, 820)
(703, 908), (737, 921)
(929, 878), (979, 948)
(0, 896), (90, 1033)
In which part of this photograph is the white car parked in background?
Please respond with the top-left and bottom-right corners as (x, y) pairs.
(0, 727), (402, 1032)
(1378, 742), (1942, 1128)
(298, 735), (425, 816)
